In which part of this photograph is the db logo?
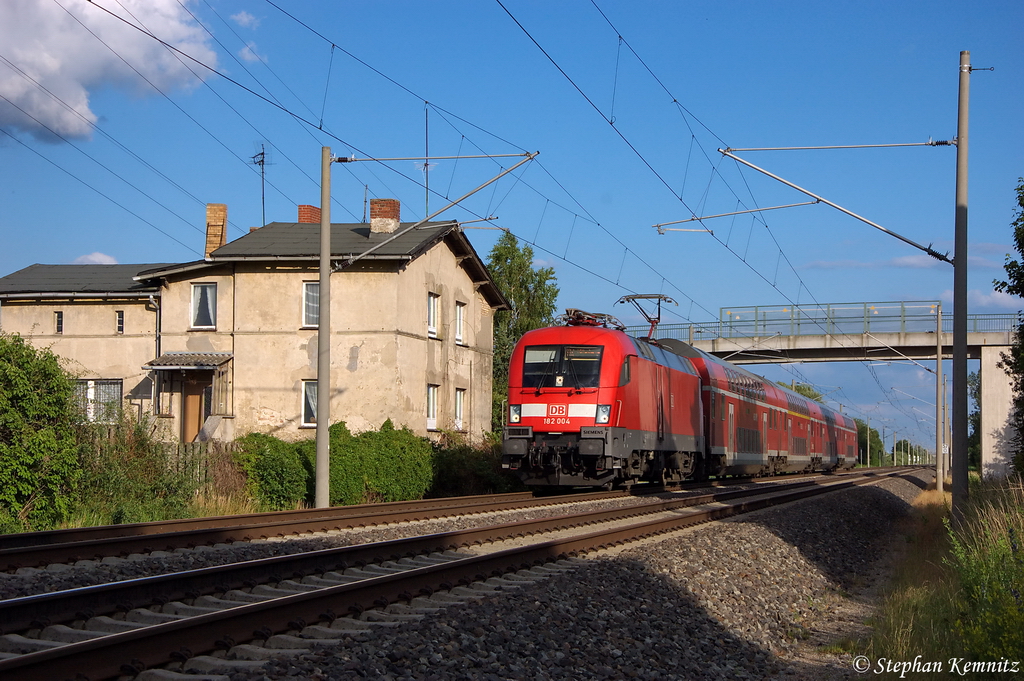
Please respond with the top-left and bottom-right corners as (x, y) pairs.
(548, 404), (568, 417)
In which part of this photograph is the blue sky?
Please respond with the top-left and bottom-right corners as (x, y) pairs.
(2, 0), (1022, 449)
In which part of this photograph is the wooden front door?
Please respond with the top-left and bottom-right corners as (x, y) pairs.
(182, 372), (213, 442)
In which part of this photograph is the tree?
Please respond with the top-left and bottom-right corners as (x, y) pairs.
(854, 418), (885, 466)
(993, 178), (1024, 474)
(0, 333), (83, 530)
(487, 232), (559, 430)
(778, 381), (824, 403)
(966, 371), (981, 470)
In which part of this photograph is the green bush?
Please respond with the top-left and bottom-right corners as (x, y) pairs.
(76, 416), (201, 524)
(329, 420), (433, 505)
(234, 433), (310, 511)
(0, 333), (83, 530)
(429, 430), (524, 497)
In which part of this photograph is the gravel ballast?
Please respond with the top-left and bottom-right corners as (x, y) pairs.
(227, 472), (928, 681)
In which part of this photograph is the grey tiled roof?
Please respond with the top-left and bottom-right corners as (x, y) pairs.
(208, 221), (458, 259)
(143, 352), (233, 369)
(0, 264), (172, 297)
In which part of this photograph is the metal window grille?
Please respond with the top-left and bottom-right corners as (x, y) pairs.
(74, 379), (123, 422)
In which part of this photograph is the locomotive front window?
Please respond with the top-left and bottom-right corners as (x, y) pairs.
(523, 345), (603, 389)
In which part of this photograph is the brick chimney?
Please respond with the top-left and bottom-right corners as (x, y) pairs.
(205, 203), (227, 258)
(298, 204), (321, 224)
(370, 199), (400, 234)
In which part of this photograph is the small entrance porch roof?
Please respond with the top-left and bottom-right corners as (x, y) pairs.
(143, 352), (232, 370)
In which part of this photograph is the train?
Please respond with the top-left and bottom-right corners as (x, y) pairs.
(501, 308), (858, 488)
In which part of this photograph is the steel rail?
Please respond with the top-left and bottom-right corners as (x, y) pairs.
(0, 492), (536, 551)
(0, 470), (910, 680)
(0, 476), (826, 633)
(0, 491), (617, 570)
(0, 469), (891, 570)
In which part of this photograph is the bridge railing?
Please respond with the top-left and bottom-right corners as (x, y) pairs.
(625, 301), (1019, 342)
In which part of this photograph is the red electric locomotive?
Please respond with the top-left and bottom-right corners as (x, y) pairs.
(501, 308), (858, 488)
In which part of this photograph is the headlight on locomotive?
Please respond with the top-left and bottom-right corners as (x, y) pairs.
(509, 404), (521, 423)
(596, 404), (612, 424)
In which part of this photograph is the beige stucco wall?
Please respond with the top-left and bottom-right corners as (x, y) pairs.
(0, 298), (158, 414)
(154, 241), (495, 444)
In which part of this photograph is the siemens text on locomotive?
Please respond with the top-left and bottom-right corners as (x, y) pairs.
(501, 309), (858, 488)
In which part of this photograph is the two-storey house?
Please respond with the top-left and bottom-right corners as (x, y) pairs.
(0, 200), (507, 443)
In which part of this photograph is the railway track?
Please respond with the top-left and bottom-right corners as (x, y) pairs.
(0, 469), (892, 572)
(0, 468), (913, 680)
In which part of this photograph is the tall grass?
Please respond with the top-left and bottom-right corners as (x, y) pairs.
(865, 476), (1024, 674)
(66, 416), (250, 527)
(945, 477), (1024, 658)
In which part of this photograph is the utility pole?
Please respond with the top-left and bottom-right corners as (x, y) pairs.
(867, 416), (871, 467)
(936, 303), (944, 492)
(952, 51), (970, 515)
(316, 147), (332, 508)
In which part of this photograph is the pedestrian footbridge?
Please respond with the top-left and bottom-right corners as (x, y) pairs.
(628, 301), (1018, 478)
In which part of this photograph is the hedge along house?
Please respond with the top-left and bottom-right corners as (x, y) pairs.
(0, 200), (508, 443)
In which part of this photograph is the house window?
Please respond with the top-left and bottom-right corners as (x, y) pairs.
(427, 293), (439, 338)
(303, 282), (319, 328)
(302, 380), (317, 427)
(54, 310), (63, 334)
(455, 302), (466, 344)
(455, 388), (466, 431)
(427, 384), (439, 430)
(191, 283), (217, 329)
(74, 379), (122, 422)
(116, 310), (124, 334)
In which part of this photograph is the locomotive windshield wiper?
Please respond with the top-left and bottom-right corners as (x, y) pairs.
(534, 359), (555, 395)
(566, 357), (583, 391)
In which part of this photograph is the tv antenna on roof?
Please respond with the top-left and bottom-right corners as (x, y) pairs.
(251, 142), (274, 227)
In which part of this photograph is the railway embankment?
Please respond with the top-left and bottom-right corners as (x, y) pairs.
(227, 471), (929, 681)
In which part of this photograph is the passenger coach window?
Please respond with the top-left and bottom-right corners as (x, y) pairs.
(523, 345), (603, 389)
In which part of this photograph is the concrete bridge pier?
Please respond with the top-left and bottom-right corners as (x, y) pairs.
(980, 345), (1016, 478)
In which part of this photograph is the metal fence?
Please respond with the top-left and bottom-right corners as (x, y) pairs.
(625, 301), (1019, 341)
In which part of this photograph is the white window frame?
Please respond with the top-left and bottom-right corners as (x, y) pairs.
(191, 282), (217, 329)
(427, 293), (439, 338)
(115, 310), (124, 335)
(303, 282), (320, 328)
(54, 310), (63, 334)
(427, 384), (439, 430)
(454, 302), (465, 344)
(302, 380), (318, 427)
(454, 388), (466, 431)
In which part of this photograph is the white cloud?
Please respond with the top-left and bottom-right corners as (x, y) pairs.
(0, 0), (217, 142)
(231, 11), (260, 29)
(239, 42), (264, 64)
(802, 253), (944, 270)
(967, 289), (1024, 312)
(72, 252), (118, 264)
